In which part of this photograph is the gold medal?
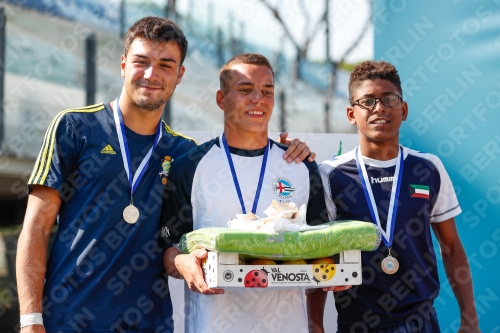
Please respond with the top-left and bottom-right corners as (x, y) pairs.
(381, 248), (399, 274)
(123, 204), (140, 224)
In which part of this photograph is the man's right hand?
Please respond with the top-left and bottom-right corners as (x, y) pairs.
(174, 248), (224, 295)
(20, 325), (45, 333)
(17, 186), (61, 329)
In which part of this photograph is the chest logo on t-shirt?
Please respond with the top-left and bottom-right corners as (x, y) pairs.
(410, 184), (430, 199)
(100, 144), (116, 154)
(161, 226), (170, 238)
(272, 177), (295, 199)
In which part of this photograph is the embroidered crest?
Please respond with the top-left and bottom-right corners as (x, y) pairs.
(159, 156), (174, 185)
(272, 177), (295, 199)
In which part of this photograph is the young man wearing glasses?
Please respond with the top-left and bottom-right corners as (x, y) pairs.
(307, 61), (480, 333)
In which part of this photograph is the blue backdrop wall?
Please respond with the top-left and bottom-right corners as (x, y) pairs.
(374, 1), (500, 331)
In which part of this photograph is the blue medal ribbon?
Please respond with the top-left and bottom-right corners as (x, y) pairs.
(220, 133), (269, 214)
(113, 97), (162, 200)
(355, 146), (404, 247)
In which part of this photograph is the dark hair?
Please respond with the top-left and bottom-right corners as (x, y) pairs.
(124, 16), (188, 64)
(348, 61), (402, 103)
(219, 53), (274, 92)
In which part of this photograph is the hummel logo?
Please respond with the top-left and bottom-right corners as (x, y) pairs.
(371, 176), (394, 184)
(161, 226), (170, 238)
(101, 144), (116, 154)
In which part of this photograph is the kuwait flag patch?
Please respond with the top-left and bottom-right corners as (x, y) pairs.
(410, 184), (430, 199)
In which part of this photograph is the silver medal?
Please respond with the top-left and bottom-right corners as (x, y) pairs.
(381, 248), (399, 274)
(123, 204), (140, 224)
(113, 97), (162, 226)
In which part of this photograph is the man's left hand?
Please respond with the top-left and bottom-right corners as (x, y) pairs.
(458, 317), (481, 333)
(279, 132), (316, 163)
(323, 285), (352, 292)
(458, 325), (481, 333)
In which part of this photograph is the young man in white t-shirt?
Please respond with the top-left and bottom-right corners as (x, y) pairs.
(161, 53), (339, 332)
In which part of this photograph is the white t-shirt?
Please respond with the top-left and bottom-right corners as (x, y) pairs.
(162, 137), (328, 332)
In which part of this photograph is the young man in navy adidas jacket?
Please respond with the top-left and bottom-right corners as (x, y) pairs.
(308, 61), (481, 333)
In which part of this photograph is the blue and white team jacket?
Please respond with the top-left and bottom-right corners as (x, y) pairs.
(319, 146), (461, 331)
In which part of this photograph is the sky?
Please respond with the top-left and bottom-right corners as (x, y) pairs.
(128, 0), (374, 63)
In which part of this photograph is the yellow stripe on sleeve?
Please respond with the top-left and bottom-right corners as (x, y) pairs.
(162, 121), (198, 145)
(29, 112), (65, 184)
(29, 104), (105, 185)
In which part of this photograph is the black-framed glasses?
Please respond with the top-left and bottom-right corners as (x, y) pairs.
(352, 94), (402, 108)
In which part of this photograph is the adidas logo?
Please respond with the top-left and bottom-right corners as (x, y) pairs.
(101, 144), (116, 154)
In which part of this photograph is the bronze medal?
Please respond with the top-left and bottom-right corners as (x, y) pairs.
(381, 248), (399, 274)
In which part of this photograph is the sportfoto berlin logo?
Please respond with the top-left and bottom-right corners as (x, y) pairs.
(273, 177), (295, 198)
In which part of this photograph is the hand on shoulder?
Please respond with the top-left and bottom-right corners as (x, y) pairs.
(279, 132), (316, 163)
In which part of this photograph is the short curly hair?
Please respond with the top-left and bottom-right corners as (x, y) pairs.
(124, 16), (188, 64)
(348, 61), (402, 103)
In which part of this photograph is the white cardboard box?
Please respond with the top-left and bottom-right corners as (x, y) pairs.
(203, 250), (362, 290)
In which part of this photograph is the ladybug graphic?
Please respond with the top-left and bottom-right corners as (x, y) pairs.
(312, 263), (336, 284)
(244, 269), (268, 288)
